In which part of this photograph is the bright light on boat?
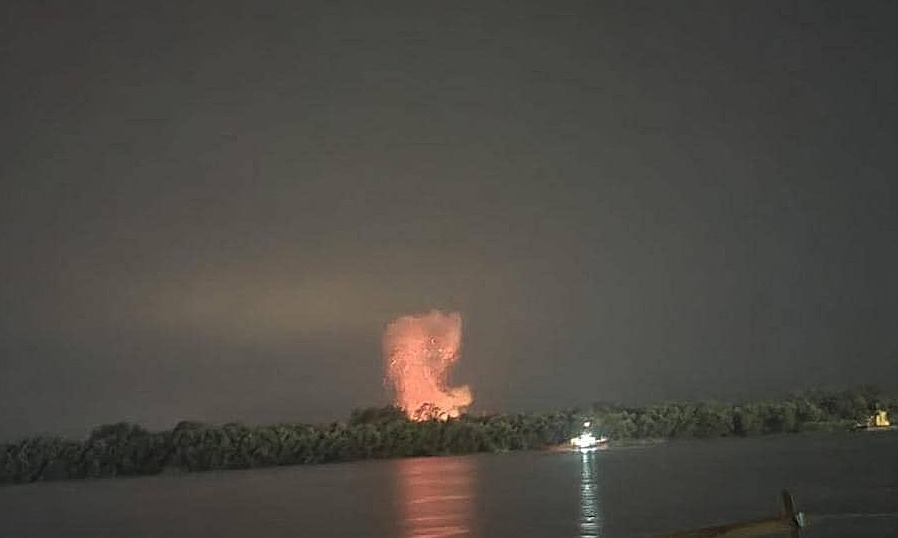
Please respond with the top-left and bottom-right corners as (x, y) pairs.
(571, 432), (598, 449)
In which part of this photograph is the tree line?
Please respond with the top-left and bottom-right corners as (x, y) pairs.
(2, 386), (894, 485)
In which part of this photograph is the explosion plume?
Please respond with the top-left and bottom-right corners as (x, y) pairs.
(383, 310), (472, 420)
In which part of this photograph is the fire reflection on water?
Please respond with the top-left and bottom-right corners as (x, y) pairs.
(394, 457), (475, 538)
(580, 450), (604, 537)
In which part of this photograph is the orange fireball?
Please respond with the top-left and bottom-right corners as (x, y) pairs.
(383, 311), (472, 420)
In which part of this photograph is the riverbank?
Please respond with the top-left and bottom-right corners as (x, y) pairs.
(2, 387), (894, 486)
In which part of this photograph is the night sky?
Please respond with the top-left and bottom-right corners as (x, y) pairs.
(2, 1), (896, 440)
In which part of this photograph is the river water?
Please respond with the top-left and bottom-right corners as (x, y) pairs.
(1, 431), (896, 537)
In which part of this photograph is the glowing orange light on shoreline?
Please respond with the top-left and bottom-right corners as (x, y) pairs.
(383, 310), (472, 420)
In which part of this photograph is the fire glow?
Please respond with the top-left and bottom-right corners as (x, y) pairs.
(383, 310), (473, 421)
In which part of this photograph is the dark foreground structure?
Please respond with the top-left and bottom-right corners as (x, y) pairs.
(664, 490), (805, 537)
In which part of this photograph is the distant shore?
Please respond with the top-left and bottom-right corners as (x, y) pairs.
(2, 387), (894, 486)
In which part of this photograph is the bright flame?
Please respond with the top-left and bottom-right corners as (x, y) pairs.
(383, 310), (473, 420)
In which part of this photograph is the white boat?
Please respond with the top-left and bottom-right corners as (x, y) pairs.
(569, 421), (609, 450)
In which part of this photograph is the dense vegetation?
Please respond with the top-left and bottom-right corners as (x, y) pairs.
(2, 386), (894, 485)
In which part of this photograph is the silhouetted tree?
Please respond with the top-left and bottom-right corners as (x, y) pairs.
(1, 386), (892, 486)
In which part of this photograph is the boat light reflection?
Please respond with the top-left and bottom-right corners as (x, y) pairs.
(579, 450), (604, 537)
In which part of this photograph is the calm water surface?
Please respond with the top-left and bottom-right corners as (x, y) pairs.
(1, 432), (896, 537)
